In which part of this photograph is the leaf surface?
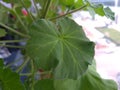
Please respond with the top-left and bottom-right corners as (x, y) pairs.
(26, 17), (95, 79)
(34, 79), (55, 90)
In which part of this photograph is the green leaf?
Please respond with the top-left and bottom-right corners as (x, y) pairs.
(93, 4), (105, 16)
(54, 61), (118, 90)
(104, 7), (115, 20)
(26, 17), (95, 79)
(0, 29), (7, 37)
(59, 0), (75, 6)
(34, 79), (55, 90)
(87, 2), (105, 17)
(0, 62), (25, 90)
(74, 0), (84, 8)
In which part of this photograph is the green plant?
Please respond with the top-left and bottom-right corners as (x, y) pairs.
(0, 0), (117, 90)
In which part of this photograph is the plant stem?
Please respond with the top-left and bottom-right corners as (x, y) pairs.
(19, 0), (35, 21)
(43, 0), (52, 18)
(0, 23), (30, 38)
(20, 73), (32, 76)
(33, 0), (41, 17)
(13, 10), (28, 33)
(49, 5), (87, 20)
(0, 44), (25, 48)
(16, 57), (29, 73)
(5, 57), (23, 68)
(30, 59), (35, 90)
(0, 40), (26, 43)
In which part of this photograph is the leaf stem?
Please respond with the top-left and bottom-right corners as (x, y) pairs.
(20, 73), (32, 76)
(30, 59), (35, 90)
(13, 9), (28, 33)
(0, 40), (26, 43)
(19, 0), (35, 21)
(0, 23), (30, 38)
(43, 0), (52, 18)
(0, 44), (25, 48)
(5, 57), (23, 68)
(32, 0), (40, 17)
(49, 5), (87, 20)
(16, 57), (29, 73)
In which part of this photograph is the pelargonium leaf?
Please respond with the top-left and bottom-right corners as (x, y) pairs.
(26, 17), (95, 79)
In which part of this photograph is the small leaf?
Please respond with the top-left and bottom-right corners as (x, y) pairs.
(26, 17), (95, 79)
(104, 7), (115, 20)
(34, 79), (55, 90)
(93, 4), (105, 16)
(0, 29), (7, 37)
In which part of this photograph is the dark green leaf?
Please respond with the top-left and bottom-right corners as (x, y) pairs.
(34, 79), (55, 90)
(0, 68), (25, 90)
(104, 7), (115, 20)
(26, 17), (95, 79)
(0, 29), (7, 37)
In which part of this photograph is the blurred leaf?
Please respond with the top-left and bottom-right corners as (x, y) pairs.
(26, 17), (95, 79)
(34, 79), (55, 90)
(104, 7), (115, 20)
(0, 59), (25, 90)
(0, 29), (7, 37)
(54, 61), (118, 90)
(93, 4), (105, 16)
(87, 6), (95, 19)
